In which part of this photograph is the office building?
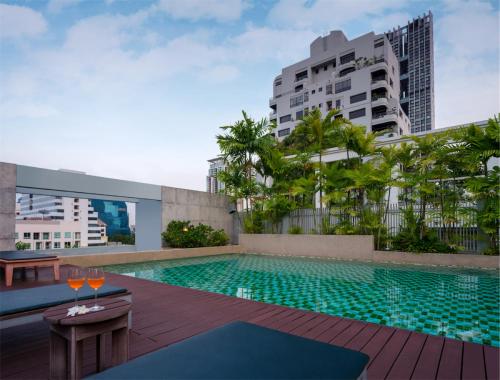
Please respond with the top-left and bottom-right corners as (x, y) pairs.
(15, 195), (107, 248)
(270, 30), (411, 140)
(386, 11), (434, 133)
(90, 200), (131, 237)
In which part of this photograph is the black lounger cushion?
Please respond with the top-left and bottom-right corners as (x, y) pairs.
(0, 251), (58, 261)
(0, 283), (127, 316)
(87, 321), (369, 380)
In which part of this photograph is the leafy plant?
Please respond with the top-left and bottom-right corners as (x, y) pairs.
(162, 220), (229, 248)
(16, 241), (30, 250)
(288, 225), (303, 234)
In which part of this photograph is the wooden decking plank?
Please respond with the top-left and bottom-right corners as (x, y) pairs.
(344, 323), (381, 351)
(359, 325), (395, 361)
(484, 345), (499, 380)
(288, 314), (329, 336)
(462, 342), (486, 380)
(437, 339), (463, 380)
(386, 332), (427, 380)
(277, 312), (319, 333)
(300, 316), (343, 339)
(411, 334), (445, 380)
(329, 321), (367, 346)
(315, 319), (353, 343)
(367, 329), (411, 379)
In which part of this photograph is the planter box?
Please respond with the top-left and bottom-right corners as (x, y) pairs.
(239, 234), (374, 261)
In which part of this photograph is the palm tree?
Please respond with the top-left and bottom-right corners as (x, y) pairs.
(217, 111), (274, 212)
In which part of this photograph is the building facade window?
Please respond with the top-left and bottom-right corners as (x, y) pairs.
(340, 51), (355, 65)
(43, 232), (50, 240)
(296, 110), (303, 120)
(75, 232), (81, 239)
(23, 232), (31, 239)
(64, 242), (71, 248)
(54, 232), (61, 239)
(34, 232), (40, 240)
(350, 92), (367, 103)
(278, 128), (290, 137)
(335, 79), (351, 93)
(290, 94), (303, 108)
(349, 108), (366, 119)
(335, 99), (341, 108)
(275, 80), (282, 86)
(295, 70), (308, 81)
(64, 232), (72, 239)
(15, 232), (18, 239)
(279, 114), (292, 123)
(326, 84), (332, 95)
(374, 39), (384, 48)
(54, 242), (61, 249)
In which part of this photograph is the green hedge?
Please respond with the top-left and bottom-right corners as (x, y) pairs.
(162, 220), (229, 248)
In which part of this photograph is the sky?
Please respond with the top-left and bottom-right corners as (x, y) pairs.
(0, 0), (499, 191)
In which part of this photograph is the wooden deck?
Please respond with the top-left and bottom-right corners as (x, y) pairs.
(1, 266), (498, 380)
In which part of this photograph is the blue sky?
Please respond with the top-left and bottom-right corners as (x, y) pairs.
(1, 0), (498, 191)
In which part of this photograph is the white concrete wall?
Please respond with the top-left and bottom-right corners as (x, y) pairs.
(239, 234), (374, 260)
(161, 186), (234, 245)
(0, 163), (16, 250)
(239, 234), (499, 269)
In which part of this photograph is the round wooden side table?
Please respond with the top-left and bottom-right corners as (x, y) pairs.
(44, 298), (131, 380)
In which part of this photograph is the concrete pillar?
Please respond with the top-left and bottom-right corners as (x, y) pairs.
(0, 163), (16, 251)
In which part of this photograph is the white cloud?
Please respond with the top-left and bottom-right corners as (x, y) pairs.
(0, 101), (59, 119)
(268, 0), (403, 31)
(0, 4), (47, 39)
(47, 0), (81, 13)
(155, 0), (250, 22)
(199, 65), (240, 83)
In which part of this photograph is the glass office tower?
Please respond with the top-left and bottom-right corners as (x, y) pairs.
(90, 200), (131, 237)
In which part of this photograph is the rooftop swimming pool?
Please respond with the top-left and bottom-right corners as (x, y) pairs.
(104, 254), (499, 346)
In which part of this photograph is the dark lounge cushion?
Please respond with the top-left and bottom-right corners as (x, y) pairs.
(0, 283), (127, 316)
(0, 251), (58, 261)
(87, 321), (369, 380)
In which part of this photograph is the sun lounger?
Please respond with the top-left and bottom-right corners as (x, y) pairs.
(0, 250), (60, 286)
(0, 283), (130, 329)
(87, 321), (369, 380)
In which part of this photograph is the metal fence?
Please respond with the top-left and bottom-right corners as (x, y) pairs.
(239, 202), (482, 253)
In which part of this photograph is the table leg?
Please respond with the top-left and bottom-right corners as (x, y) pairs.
(96, 334), (107, 372)
(69, 329), (83, 380)
(49, 331), (67, 380)
(111, 327), (129, 365)
(5, 264), (13, 287)
(53, 262), (60, 281)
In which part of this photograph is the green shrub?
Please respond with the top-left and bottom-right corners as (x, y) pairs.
(162, 220), (229, 248)
(288, 225), (303, 234)
(208, 229), (230, 246)
(242, 211), (264, 234)
(16, 241), (31, 250)
(391, 230), (457, 253)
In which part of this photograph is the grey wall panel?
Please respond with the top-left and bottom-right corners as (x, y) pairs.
(16, 165), (161, 201)
(0, 163), (16, 250)
(136, 199), (162, 251)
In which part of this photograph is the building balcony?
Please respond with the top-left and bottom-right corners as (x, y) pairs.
(371, 111), (398, 125)
(371, 95), (388, 107)
(371, 79), (388, 90)
(269, 98), (276, 107)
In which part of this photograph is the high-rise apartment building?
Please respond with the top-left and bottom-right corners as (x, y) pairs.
(206, 157), (226, 194)
(16, 195), (107, 248)
(386, 11), (434, 133)
(270, 31), (411, 140)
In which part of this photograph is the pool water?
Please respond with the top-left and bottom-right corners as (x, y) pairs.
(104, 254), (500, 347)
